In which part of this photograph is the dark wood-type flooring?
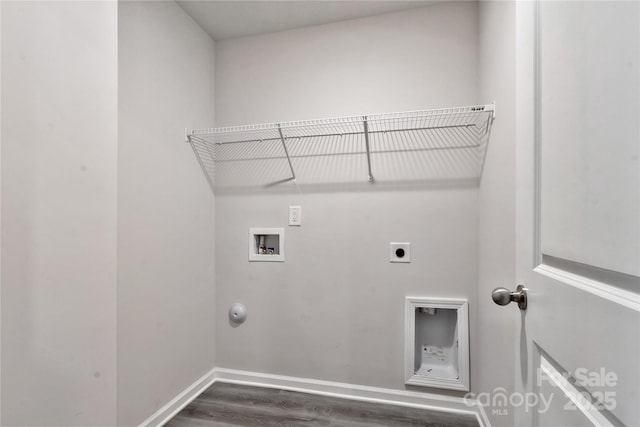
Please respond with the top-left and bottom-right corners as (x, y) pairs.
(165, 382), (480, 427)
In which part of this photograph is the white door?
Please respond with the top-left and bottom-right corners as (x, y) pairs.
(511, 2), (640, 426)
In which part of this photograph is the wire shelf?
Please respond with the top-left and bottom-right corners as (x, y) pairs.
(187, 103), (495, 191)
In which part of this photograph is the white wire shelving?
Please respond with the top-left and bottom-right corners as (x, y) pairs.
(186, 103), (495, 192)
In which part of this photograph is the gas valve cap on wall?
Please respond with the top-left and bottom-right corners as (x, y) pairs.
(229, 303), (248, 324)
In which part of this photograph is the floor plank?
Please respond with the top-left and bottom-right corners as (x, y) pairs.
(165, 382), (480, 427)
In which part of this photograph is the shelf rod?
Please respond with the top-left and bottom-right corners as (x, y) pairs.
(214, 123), (477, 145)
(214, 144), (481, 163)
(277, 124), (297, 184)
(363, 116), (374, 182)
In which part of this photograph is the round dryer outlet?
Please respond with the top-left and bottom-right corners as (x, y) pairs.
(390, 242), (411, 263)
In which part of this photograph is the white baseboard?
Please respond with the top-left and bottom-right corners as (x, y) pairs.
(138, 367), (216, 427)
(214, 368), (487, 426)
(140, 367), (489, 427)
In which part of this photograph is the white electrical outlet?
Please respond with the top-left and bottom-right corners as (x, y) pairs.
(289, 206), (302, 226)
(390, 242), (411, 263)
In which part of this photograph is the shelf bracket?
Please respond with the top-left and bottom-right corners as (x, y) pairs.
(487, 101), (496, 133)
(277, 124), (297, 184)
(363, 116), (374, 182)
(186, 133), (216, 194)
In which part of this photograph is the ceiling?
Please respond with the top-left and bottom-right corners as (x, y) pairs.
(177, 1), (441, 41)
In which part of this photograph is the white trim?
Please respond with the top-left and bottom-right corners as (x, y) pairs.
(138, 367), (216, 427)
(477, 403), (491, 427)
(535, 264), (640, 312)
(139, 367), (488, 427)
(213, 368), (486, 426)
(539, 355), (614, 427)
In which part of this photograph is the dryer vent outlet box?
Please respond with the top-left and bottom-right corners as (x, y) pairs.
(404, 297), (469, 391)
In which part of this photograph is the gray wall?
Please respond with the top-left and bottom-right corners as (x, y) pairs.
(118, 2), (216, 425)
(216, 2), (479, 125)
(214, 2), (481, 393)
(477, 2), (517, 426)
(0, 2), (216, 425)
(1, 2), (118, 425)
(0, 2), (521, 424)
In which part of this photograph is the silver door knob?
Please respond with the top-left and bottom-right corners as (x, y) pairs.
(492, 284), (527, 310)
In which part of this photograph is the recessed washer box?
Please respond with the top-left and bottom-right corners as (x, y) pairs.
(249, 228), (284, 262)
(404, 296), (469, 391)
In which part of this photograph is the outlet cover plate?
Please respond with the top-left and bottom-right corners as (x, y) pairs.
(289, 206), (301, 226)
(390, 242), (411, 263)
